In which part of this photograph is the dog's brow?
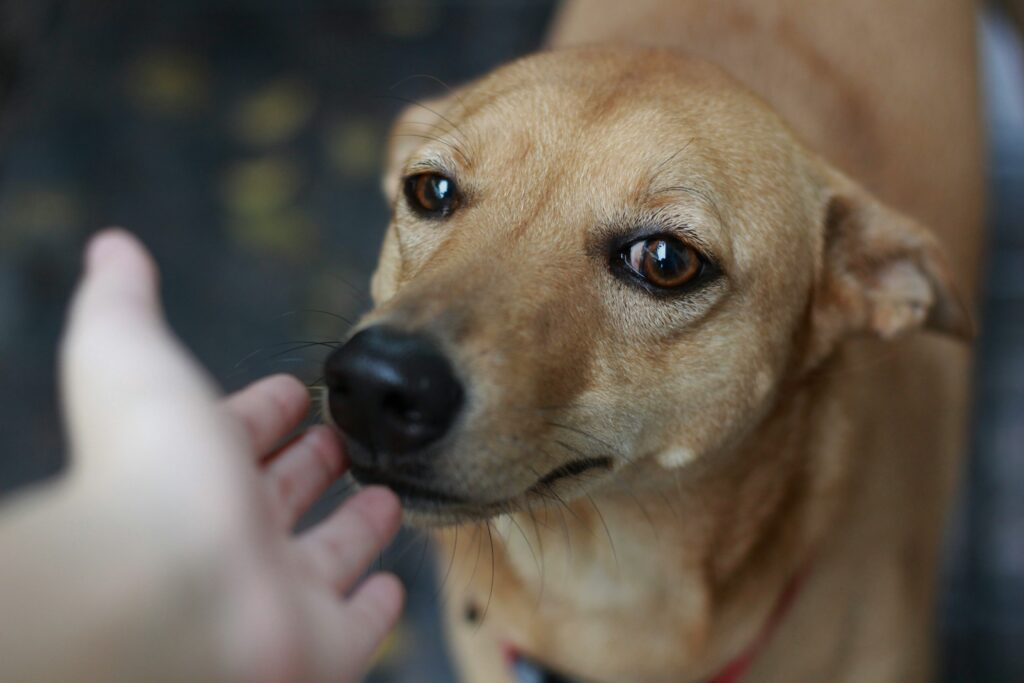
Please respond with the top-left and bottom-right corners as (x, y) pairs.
(647, 183), (724, 226)
(405, 151), (461, 178)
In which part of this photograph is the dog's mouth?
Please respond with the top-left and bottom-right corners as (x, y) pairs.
(350, 463), (470, 506)
(349, 456), (614, 520)
(528, 456), (613, 491)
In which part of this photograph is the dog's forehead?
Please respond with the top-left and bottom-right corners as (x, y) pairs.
(459, 47), (780, 156)
(439, 50), (805, 258)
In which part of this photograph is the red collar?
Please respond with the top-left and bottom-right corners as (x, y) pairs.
(707, 566), (809, 683)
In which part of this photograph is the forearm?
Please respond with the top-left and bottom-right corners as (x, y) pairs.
(0, 481), (224, 683)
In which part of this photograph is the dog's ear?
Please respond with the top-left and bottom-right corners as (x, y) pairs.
(808, 168), (972, 361)
(381, 93), (456, 201)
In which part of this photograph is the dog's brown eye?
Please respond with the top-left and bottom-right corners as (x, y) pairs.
(404, 172), (459, 218)
(622, 236), (702, 289)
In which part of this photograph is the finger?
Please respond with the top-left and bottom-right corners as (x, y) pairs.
(223, 374), (310, 459)
(264, 425), (346, 527)
(303, 573), (405, 683)
(337, 574), (405, 676)
(345, 572), (404, 646)
(61, 230), (227, 464)
(297, 486), (402, 594)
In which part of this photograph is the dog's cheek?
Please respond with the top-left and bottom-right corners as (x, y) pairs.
(647, 337), (781, 473)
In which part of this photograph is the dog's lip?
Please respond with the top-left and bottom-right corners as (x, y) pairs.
(349, 456), (614, 516)
(529, 456), (614, 491)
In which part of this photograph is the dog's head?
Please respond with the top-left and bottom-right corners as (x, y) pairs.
(323, 48), (968, 525)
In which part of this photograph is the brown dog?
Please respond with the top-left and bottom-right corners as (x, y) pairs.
(322, 2), (984, 681)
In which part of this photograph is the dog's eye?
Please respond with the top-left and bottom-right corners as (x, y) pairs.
(619, 236), (704, 289)
(404, 172), (459, 218)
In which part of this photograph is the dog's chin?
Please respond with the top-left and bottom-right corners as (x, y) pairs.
(401, 505), (497, 528)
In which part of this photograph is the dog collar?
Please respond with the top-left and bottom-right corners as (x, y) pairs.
(507, 567), (808, 683)
(704, 567), (807, 683)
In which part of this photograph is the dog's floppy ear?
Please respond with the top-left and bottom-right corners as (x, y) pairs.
(808, 168), (972, 361)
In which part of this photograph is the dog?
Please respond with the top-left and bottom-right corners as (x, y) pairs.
(322, 2), (984, 681)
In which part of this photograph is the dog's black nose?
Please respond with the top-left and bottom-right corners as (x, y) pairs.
(324, 326), (464, 456)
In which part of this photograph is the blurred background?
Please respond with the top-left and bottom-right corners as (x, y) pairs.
(0, 1), (1020, 681)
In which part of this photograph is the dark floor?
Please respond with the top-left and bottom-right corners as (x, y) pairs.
(0, 2), (1020, 682)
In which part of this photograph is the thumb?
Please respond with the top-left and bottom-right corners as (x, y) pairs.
(60, 230), (221, 467)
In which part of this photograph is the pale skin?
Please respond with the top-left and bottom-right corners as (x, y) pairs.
(0, 230), (404, 683)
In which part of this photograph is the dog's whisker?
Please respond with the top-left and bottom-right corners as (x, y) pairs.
(552, 438), (655, 532)
(272, 308), (357, 327)
(527, 465), (577, 577)
(381, 534), (412, 566)
(614, 479), (661, 542)
(250, 357), (323, 368)
(377, 93), (472, 152)
(501, 398), (602, 415)
(388, 73), (476, 124)
(582, 489), (619, 574)
(232, 339), (340, 371)
(320, 269), (372, 301)
(465, 522), (485, 598)
(507, 512), (542, 596)
(650, 137), (696, 179)
(557, 500), (573, 574)
(550, 437), (639, 495)
(234, 341), (341, 375)
(526, 504), (547, 611)
(388, 72), (456, 95)
(435, 526), (459, 602)
(545, 420), (618, 453)
(532, 453), (584, 523)
(476, 519), (496, 632)
(386, 112), (468, 153)
(384, 527), (430, 568)
(412, 531), (431, 588)
(385, 117), (470, 164)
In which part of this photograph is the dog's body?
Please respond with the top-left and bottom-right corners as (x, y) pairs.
(324, 3), (984, 682)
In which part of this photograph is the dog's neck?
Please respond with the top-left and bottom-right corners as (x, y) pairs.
(507, 561), (809, 683)
(469, 355), (851, 678)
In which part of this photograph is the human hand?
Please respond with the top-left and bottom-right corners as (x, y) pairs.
(1, 229), (403, 683)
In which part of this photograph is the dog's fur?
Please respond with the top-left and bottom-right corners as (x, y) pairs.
(355, 2), (984, 681)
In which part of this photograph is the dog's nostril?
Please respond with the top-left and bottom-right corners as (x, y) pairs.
(326, 375), (349, 396)
(323, 325), (464, 456)
(382, 391), (424, 424)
